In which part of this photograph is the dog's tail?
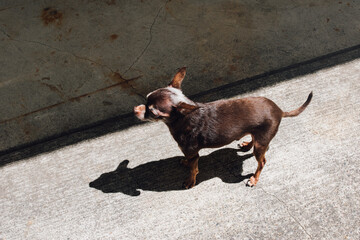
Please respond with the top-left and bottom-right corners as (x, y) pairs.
(282, 92), (313, 118)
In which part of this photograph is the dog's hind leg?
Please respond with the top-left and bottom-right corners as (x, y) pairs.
(246, 119), (280, 187)
(246, 142), (268, 187)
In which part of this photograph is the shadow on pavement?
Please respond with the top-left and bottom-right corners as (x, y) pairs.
(89, 148), (253, 196)
(1, 45), (359, 166)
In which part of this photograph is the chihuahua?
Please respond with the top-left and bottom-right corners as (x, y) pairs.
(134, 67), (312, 189)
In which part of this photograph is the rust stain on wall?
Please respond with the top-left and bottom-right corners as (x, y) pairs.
(41, 7), (63, 26)
(108, 72), (141, 91)
(213, 77), (224, 84)
(229, 65), (237, 71)
(110, 34), (118, 41)
(109, 72), (132, 89)
(40, 81), (66, 100)
(106, 0), (116, 5)
(102, 101), (113, 106)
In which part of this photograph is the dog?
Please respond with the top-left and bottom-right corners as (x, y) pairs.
(134, 67), (312, 189)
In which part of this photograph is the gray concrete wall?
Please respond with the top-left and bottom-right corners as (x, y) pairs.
(1, 0), (359, 153)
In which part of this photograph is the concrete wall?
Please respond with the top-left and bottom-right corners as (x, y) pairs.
(1, 0), (359, 153)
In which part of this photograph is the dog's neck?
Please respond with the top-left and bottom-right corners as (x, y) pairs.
(166, 87), (195, 106)
(165, 102), (203, 134)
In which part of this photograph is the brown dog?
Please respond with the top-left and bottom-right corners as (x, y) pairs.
(134, 67), (312, 189)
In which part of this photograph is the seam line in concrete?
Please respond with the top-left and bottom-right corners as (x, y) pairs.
(260, 186), (313, 239)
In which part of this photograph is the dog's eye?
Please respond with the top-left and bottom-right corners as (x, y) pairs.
(148, 105), (159, 116)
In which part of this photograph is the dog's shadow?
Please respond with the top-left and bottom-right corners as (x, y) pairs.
(89, 148), (253, 196)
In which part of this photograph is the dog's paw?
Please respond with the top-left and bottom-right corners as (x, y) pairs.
(183, 178), (196, 189)
(246, 176), (257, 187)
(238, 141), (253, 152)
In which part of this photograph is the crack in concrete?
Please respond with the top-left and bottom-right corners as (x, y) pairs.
(0, 78), (141, 125)
(0, 27), (12, 38)
(0, 27), (30, 59)
(29, 42), (145, 99)
(259, 186), (313, 239)
(0, 4), (26, 12)
(123, 0), (169, 75)
(0, 4), (24, 12)
(12, 38), (113, 72)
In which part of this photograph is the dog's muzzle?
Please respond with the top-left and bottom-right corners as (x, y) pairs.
(134, 104), (146, 120)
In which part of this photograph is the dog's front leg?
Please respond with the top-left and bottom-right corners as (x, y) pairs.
(182, 154), (199, 189)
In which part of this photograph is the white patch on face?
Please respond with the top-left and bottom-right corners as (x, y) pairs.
(166, 87), (194, 105)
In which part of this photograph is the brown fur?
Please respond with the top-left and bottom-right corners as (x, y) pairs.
(134, 68), (312, 188)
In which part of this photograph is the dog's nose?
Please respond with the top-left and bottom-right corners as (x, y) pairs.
(134, 105), (146, 120)
(134, 106), (139, 113)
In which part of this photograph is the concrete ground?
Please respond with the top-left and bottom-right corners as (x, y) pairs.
(1, 0), (360, 153)
(1, 52), (360, 239)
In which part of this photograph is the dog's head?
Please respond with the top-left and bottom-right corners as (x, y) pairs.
(134, 67), (199, 122)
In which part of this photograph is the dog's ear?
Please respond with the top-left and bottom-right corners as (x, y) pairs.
(116, 160), (129, 171)
(149, 105), (170, 118)
(176, 102), (199, 115)
(169, 67), (186, 89)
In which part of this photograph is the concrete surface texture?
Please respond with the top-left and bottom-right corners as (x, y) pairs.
(1, 55), (360, 239)
(1, 0), (360, 152)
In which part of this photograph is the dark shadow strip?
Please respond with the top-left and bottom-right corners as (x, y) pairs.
(1, 44), (359, 163)
(191, 44), (360, 102)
